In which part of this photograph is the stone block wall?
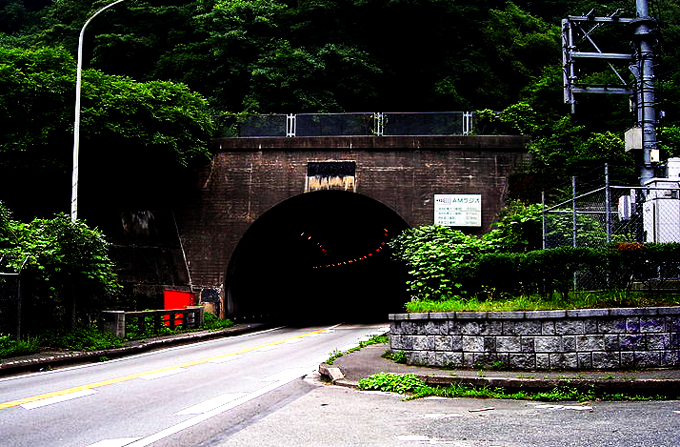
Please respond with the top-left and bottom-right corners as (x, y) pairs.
(389, 308), (680, 370)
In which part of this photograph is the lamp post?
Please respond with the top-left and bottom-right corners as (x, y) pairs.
(71, 0), (126, 221)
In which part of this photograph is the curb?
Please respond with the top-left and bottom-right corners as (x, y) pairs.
(317, 365), (680, 396)
(0, 323), (270, 376)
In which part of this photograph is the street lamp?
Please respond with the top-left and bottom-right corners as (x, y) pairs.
(71, 0), (126, 221)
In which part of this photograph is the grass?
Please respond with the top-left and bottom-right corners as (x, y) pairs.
(325, 334), (389, 365)
(357, 373), (672, 402)
(0, 334), (41, 359)
(40, 326), (125, 351)
(382, 349), (407, 363)
(404, 290), (680, 313)
(124, 311), (234, 341)
(0, 312), (235, 360)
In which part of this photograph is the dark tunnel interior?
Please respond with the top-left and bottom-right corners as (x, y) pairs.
(226, 190), (411, 324)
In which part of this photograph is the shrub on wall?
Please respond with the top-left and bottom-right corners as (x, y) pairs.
(390, 223), (680, 303)
(388, 225), (494, 300)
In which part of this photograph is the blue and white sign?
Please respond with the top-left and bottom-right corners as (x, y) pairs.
(434, 194), (482, 227)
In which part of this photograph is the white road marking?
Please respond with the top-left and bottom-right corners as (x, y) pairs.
(138, 368), (184, 380)
(397, 435), (432, 441)
(424, 413), (463, 419)
(0, 325), (340, 411)
(533, 404), (593, 411)
(21, 389), (97, 410)
(124, 369), (311, 447)
(85, 438), (141, 447)
(175, 393), (246, 415)
(252, 345), (278, 352)
(261, 368), (310, 382)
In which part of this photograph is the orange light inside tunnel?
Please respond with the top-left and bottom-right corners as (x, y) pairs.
(311, 227), (392, 268)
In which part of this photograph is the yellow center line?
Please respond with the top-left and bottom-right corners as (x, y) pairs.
(0, 326), (334, 410)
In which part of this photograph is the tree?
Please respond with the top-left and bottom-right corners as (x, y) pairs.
(0, 209), (120, 332)
(0, 41), (215, 219)
(480, 3), (561, 107)
(486, 200), (543, 253)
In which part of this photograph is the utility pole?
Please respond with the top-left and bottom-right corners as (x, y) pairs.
(632, 0), (657, 185)
(562, 0), (658, 185)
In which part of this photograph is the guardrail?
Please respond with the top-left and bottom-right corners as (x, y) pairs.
(219, 111), (480, 138)
(101, 306), (204, 339)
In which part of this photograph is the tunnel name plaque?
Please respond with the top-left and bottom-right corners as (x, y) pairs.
(434, 194), (481, 227)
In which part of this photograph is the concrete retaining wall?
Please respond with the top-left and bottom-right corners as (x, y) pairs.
(389, 308), (680, 370)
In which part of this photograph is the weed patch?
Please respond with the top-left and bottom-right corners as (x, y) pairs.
(40, 326), (124, 351)
(325, 334), (388, 365)
(405, 290), (680, 313)
(0, 334), (40, 359)
(382, 350), (407, 363)
(357, 373), (672, 401)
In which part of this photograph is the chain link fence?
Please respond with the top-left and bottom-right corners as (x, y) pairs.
(543, 177), (680, 292)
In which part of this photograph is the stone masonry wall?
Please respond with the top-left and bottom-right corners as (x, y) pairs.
(389, 308), (680, 370)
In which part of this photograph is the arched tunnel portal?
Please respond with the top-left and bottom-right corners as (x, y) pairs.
(225, 190), (411, 323)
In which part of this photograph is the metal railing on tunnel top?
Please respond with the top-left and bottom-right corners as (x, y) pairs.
(219, 111), (498, 138)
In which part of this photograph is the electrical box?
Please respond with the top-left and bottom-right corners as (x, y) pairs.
(643, 179), (680, 242)
(625, 127), (643, 151)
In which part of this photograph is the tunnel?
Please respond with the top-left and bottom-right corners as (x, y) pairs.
(225, 190), (411, 324)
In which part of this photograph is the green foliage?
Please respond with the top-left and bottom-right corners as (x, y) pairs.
(410, 383), (610, 402)
(357, 373), (426, 394)
(0, 41), (215, 218)
(544, 211), (609, 249)
(325, 349), (343, 365)
(0, 334), (40, 359)
(39, 325), (123, 351)
(403, 290), (679, 313)
(0, 210), (120, 332)
(202, 312), (234, 330)
(124, 310), (234, 340)
(325, 334), (389, 365)
(1, 0), (678, 214)
(390, 215), (680, 308)
(487, 200), (543, 253)
(359, 373), (671, 401)
(389, 225), (495, 301)
(381, 349), (406, 364)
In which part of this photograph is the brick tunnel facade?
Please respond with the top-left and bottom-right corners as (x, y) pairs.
(173, 136), (530, 321)
(105, 136), (530, 322)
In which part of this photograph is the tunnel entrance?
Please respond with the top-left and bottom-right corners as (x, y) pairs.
(226, 190), (410, 323)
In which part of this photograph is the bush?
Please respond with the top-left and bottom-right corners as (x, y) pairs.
(0, 334), (40, 359)
(390, 222), (680, 307)
(203, 312), (234, 330)
(0, 210), (120, 333)
(357, 373), (425, 394)
(388, 225), (494, 300)
(39, 325), (124, 351)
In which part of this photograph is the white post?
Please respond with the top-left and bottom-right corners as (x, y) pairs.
(71, 0), (126, 221)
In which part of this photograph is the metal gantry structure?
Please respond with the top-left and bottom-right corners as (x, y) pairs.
(562, 0), (658, 185)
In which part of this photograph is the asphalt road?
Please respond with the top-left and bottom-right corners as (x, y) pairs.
(214, 380), (680, 447)
(2, 323), (678, 447)
(0, 323), (388, 447)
